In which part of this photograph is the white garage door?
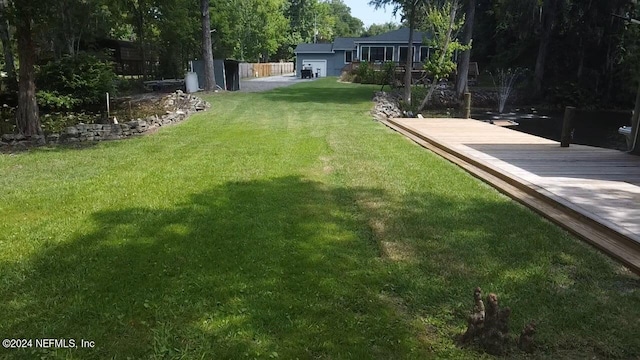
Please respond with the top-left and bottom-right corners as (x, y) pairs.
(302, 59), (327, 78)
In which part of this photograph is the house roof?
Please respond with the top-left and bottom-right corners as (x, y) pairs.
(294, 28), (431, 55)
(332, 37), (358, 50)
(294, 43), (334, 54)
(356, 27), (429, 44)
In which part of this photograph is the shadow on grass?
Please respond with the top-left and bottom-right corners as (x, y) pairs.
(2, 176), (639, 358)
(0, 141), (103, 154)
(2, 176), (411, 359)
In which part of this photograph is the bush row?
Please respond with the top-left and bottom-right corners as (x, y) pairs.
(344, 61), (397, 86)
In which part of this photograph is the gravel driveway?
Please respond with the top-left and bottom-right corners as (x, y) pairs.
(239, 74), (317, 93)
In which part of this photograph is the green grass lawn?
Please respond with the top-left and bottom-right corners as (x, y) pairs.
(1, 78), (639, 359)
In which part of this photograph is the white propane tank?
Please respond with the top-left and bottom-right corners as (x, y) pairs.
(185, 72), (199, 93)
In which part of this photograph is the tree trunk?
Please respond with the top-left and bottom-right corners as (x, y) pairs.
(15, 11), (42, 136)
(201, 0), (216, 91)
(131, 0), (147, 80)
(455, 0), (476, 98)
(0, 1), (16, 91)
(137, 5), (148, 80)
(533, 0), (557, 99)
(403, 10), (416, 105)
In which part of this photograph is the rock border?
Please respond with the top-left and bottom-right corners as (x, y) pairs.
(370, 87), (527, 119)
(371, 91), (402, 121)
(0, 90), (210, 149)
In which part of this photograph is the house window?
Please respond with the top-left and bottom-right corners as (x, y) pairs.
(360, 46), (394, 62)
(371, 47), (385, 62)
(399, 46), (416, 63)
(385, 46), (393, 61)
(345, 50), (353, 63)
(361, 47), (369, 61)
(419, 47), (430, 62)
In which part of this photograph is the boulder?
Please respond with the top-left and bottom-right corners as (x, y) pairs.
(46, 134), (61, 143)
(65, 126), (79, 136)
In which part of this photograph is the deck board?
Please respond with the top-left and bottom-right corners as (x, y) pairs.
(389, 117), (640, 248)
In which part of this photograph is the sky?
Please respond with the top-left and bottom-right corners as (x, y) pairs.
(342, 0), (400, 27)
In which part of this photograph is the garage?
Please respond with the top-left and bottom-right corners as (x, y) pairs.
(301, 60), (327, 78)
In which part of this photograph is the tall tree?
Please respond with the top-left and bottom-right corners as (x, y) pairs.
(327, 0), (364, 37)
(0, 0), (16, 91)
(533, 0), (558, 98)
(131, 0), (150, 80)
(208, 0), (289, 62)
(362, 22), (400, 37)
(454, 0), (475, 98)
(12, 0), (42, 136)
(157, 0), (200, 78)
(201, 0), (215, 91)
(42, 0), (116, 58)
(370, 0), (428, 104)
(287, 0), (319, 43)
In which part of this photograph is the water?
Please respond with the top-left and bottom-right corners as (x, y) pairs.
(490, 68), (523, 113)
(472, 108), (631, 150)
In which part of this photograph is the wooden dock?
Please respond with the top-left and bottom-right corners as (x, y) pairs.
(384, 117), (640, 274)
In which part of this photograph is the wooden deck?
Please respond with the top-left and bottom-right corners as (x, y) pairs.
(385, 117), (640, 273)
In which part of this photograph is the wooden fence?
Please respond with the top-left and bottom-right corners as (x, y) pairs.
(238, 62), (294, 78)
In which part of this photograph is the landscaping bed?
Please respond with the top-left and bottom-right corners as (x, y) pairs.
(0, 91), (209, 149)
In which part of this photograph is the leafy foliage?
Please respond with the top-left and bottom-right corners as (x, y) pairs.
(278, 0), (364, 60)
(36, 54), (116, 111)
(352, 61), (396, 85)
(327, 0), (364, 37)
(354, 61), (375, 84)
(362, 22), (401, 37)
(211, 0), (289, 62)
(422, 1), (468, 82)
(35, 91), (82, 111)
(417, 0), (468, 111)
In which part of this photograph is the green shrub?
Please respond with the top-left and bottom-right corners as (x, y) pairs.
(355, 61), (375, 84)
(353, 61), (396, 85)
(37, 53), (117, 111)
(36, 90), (81, 111)
(380, 61), (397, 87)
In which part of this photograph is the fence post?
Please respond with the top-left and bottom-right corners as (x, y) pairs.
(463, 92), (471, 119)
(560, 106), (576, 147)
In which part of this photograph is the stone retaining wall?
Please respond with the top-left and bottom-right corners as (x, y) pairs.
(1, 91), (209, 148)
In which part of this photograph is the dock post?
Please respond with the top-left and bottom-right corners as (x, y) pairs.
(560, 106), (576, 147)
(463, 92), (471, 119)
